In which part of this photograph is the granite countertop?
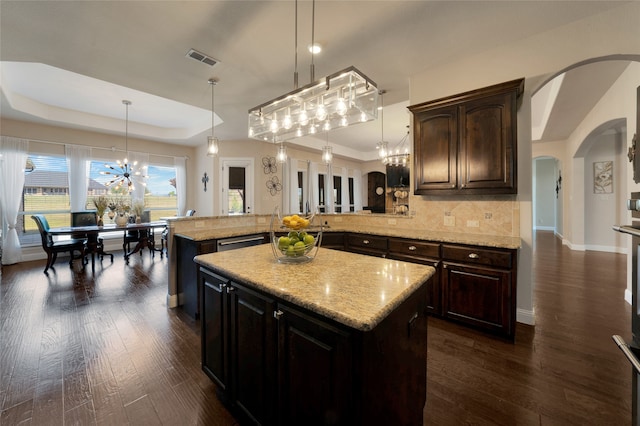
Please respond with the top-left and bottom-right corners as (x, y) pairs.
(176, 224), (520, 249)
(194, 244), (435, 332)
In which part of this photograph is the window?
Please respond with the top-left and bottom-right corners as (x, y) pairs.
(333, 175), (342, 213)
(318, 174), (326, 213)
(297, 171), (304, 213)
(20, 154), (70, 245)
(348, 177), (355, 212)
(88, 162), (178, 221)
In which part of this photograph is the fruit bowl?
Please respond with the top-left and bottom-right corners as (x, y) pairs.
(270, 208), (323, 264)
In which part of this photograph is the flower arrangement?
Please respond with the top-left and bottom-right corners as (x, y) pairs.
(92, 195), (109, 225)
(131, 200), (146, 223)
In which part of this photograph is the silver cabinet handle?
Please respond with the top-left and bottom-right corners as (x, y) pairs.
(226, 286), (235, 293)
(363, 239), (370, 245)
(408, 245), (417, 251)
(468, 253), (479, 259)
(273, 310), (283, 320)
(613, 335), (640, 374)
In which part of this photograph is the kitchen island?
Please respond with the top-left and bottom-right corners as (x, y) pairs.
(194, 244), (435, 425)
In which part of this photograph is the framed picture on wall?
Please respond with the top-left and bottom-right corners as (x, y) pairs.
(594, 161), (613, 194)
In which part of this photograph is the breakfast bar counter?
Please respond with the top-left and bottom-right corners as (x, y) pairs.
(194, 244), (435, 425)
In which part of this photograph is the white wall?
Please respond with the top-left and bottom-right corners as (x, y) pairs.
(534, 158), (556, 230)
(584, 132), (626, 253)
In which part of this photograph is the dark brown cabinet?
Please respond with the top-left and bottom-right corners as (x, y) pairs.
(201, 269), (277, 425)
(441, 244), (517, 339)
(277, 304), (352, 425)
(409, 78), (524, 195)
(320, 231), (345, 250)
(176, 236), (217, 318)
(387, 238), (442, 315)
(199, 265), (428, 425)
(345, 233), (388, 257)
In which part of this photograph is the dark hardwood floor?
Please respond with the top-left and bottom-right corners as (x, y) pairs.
(0, 231), (632, 425)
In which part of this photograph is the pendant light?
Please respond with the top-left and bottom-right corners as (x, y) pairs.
(276, 142), (287, 164)
(101, 100), (147, 192)
(248, 0), (378, 142)
(322, 132), (332, 165)
(207, 78), (219, 157)
(376, 90), (388, 162)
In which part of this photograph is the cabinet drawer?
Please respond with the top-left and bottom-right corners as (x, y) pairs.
(346, 234), (387, 251)
(388, 238), (439, 258)
(199, 240), (218, 254)
(442, 244), (513, 269)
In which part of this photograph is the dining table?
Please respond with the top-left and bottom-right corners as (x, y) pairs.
(48, 221), (167, 270)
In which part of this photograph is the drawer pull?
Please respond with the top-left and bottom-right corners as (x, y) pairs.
(408, 245), (417, 251)
(273, 310), (284, 320)
(468, 253), (480, 259)
(226, 286), (235, 293)
(363, 239), (370, 245)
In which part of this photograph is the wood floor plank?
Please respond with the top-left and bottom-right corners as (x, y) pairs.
(1, 232), (633, 424)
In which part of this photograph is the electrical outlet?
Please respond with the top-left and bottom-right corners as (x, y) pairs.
(334, 216), (343, 222)
(195, 221), (206, 228)
(388, 218), (397, 225)
(485, 213), (492, 220)
(444, 216), (455, 227)
(467, 220), (479, 227)
(257, 217), (266, 224)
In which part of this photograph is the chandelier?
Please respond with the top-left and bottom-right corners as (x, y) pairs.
(248, 0), (378, 142)
(101, 100), (148, 192)
(383, 129), (410, 166)
(207, 78), (219, 157)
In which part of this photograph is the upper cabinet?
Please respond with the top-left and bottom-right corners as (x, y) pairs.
(409, 78), (524, 195)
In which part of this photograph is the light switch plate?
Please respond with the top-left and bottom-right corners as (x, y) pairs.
(334, 216), (343, 222)
(388, 218), (397, 225)
(257, 217), (266, 224)
(444, 216), (455, 226)
(466, 220), (480, 227)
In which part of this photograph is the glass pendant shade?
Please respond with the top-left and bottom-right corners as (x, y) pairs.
(322, 145), (333, 164)
(249, 66), (378, 141)
(207, 136), (219, 157)
(276, 143), (287, 164)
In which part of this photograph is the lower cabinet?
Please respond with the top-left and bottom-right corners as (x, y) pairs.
(176, 236), (217, 318)
(200, 266), (428, 425)
(441, 244), (516, 339)
(345, 233), (388, 257)
(201, 269), (277, 424)
(277, 304), (352, 425)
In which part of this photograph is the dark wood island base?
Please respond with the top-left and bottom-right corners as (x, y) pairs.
(195, 245), (434, 425)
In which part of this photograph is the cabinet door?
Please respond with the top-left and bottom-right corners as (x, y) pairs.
(200, 269), (229, 390)
(442, 262), (514, 338)
(277, 304), (352, 426)
(459, 91), (517, 193)
(413, 105), (458, 193)
(228, 282), (277, 425)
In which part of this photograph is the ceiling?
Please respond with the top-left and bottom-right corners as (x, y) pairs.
(0, 1), (632, 161)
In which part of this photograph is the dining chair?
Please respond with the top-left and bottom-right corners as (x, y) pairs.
(31, 214), (86, 274)
(160, 209), (195, 254)
(71, 211), (114, 264)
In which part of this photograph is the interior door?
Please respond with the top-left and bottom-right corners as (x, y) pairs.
(220, 158), (254, 215)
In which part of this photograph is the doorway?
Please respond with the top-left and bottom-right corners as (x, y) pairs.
(367, 171), (385, 213)
(219, 158), (254, 215)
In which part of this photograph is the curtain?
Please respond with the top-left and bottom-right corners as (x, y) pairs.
(289, 158), (299, 214)
(353, 169), (363, 212)
(325, 163), (334, 213)
(174, 156), (186, 216)
(341, 167), (350, 213)
(65, 144), (91, 212)
(0, 137), (29, 265)
(128, 151), (149, 204)
(308, 161), (318, 213)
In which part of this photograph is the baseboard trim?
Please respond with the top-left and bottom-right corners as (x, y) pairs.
(584, 244), (627, 254)
(534, 226), (555, 231)
(167, 293), (179, 309)
(516, 308), (535, 326)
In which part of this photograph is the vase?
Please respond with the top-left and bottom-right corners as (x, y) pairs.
(108, 210), (115, 221)
(115, 213), (128, 227)
(97, 217), (104, 227)
(135, 216), (141, 224)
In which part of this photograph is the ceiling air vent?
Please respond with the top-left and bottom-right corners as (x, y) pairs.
(186, 49), (219, 67)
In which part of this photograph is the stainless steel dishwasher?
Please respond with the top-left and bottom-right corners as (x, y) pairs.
(216, 234), (265, 251)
